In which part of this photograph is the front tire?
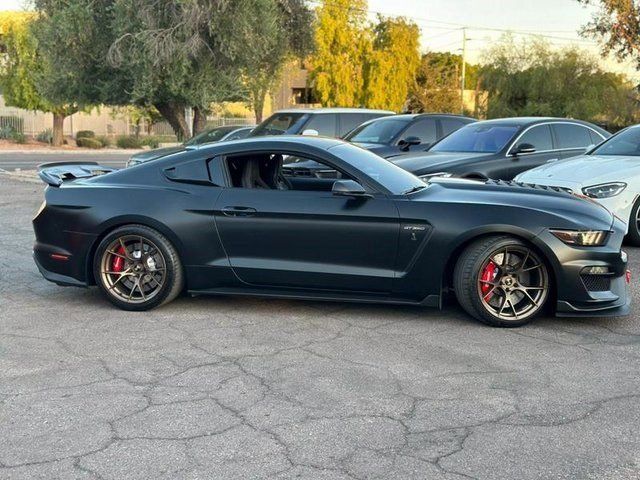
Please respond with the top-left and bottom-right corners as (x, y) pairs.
(626, 197), (640, 247)
(453, 236), (550, 327)
(93, 225), (184, 311)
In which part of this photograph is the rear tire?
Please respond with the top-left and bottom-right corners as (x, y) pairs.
(626, 198), (640, 247)
(453, 236), (550, 327)
(93, 225), (184, 311)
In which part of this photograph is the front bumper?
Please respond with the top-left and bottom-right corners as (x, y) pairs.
(535, 221), (631, 318)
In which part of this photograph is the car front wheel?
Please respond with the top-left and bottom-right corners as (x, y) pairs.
(454, 236), (550, 327)
(94, 225), (184, 311)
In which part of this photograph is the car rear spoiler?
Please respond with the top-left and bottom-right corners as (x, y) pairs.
(38, 161), (116, 187)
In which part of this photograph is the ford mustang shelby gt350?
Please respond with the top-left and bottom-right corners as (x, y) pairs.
(33, 136), (630, 327)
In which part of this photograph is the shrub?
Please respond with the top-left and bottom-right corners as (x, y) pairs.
(0, 125), (16, 140)
(0, 116), (24, 134)
(76, 130), (95, 139)
(11, 131), (26, 144)
(141, 136), (160, 149)
(95, 135), (112, 147)
(36, 129), (53, 144)
(116, 135), (143, 149)
(76, 137), (103, 149)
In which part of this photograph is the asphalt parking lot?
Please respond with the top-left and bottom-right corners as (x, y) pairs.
(1, 174), (640, 480)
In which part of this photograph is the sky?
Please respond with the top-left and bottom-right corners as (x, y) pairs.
(1, 0), (637, 79)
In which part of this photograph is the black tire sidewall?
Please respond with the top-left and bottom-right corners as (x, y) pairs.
(93, 225), (181, 311)
(454, 236), (549, 327)
(626, 198), (640, 247)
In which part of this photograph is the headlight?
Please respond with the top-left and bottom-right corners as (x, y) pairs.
(582, 182), (626, 199)
(550, 229), (609, 246)
(419, 172), (453, 181)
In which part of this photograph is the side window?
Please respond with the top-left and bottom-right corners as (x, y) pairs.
(224, 152), (352, 192)
(338, 113), (366, 137)
(440, 118), (467, 137)
(225, 129), (251, 141)
(589, 130), (604, 146)
(553, 124), (593, 149)
(304, 114), (337, 137)
(514, 124), (553, 152)
(400, 118), (438, 145)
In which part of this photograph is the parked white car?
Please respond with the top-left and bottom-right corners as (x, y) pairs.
(515, 125), (640, 245)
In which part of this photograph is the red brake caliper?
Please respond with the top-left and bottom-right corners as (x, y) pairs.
(112, 245), (126, 273)
(480, 261), (498, 300)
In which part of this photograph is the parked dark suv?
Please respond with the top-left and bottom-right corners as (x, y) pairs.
(344, 113), (476, 157)
(249, 108), (394, 139)
(391, 117), (610, 181)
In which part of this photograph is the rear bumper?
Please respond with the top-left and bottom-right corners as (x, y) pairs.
(33, 252), (88, 287)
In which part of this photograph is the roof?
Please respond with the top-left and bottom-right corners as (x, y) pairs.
(273, 108), (395, 115)
(196, 135), (345, 152)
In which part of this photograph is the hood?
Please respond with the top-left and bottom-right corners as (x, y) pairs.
(516, 155), (640, 187)
(391, 151), (494, 174)
(410, 177), (614, 232)
(130, 145), (186, 162)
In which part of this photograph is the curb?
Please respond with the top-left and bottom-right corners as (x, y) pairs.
(0, 149), (143, 155)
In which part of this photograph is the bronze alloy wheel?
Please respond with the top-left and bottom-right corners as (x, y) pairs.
(99, 234), (167, 304)
(476, 245), (549, 322)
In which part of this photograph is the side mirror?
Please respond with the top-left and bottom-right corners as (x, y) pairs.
(332, 179), (371, 198)
(398, 136), (422, 151)
(512, 143), (536, 155)
(301, 129), (319, 136)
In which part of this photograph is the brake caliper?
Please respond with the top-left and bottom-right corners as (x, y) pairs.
(480, 261), (498, 300)
(112, 245), (126, 273)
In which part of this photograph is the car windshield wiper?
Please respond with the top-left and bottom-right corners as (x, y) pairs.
(403, 185), (427, 195)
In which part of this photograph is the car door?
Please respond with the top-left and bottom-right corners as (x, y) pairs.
(213, 151), (400, 293)
(505, 124), (556, 179)
(552, 123), (602, 160)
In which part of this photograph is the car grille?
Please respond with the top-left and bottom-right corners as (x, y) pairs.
(580, 274), (612, 292)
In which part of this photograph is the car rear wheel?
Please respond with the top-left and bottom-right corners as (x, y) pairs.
(94, 225), (184, 311)
(454, 236), (550, 327)
(626, 197), (640, 247)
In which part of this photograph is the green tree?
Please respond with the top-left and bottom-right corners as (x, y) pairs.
(241, 0), (313, 122)
(407, 52), (478, 114)
(311, 0), (371, 107)
(363, 16), (420, 111)
(0, 12), (79, 146)
(479, 36), (639, 129)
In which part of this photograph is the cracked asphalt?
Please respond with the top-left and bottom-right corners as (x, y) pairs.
(1, 175), (640, 480)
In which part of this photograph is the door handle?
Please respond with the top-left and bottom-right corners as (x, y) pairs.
(221, 206), (257, 217)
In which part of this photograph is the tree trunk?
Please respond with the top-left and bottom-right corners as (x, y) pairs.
(192, 106), (208, 135)
(252, 88), (267, 124)
(52, 113), (65, 147)
(154, 101), (189, 141)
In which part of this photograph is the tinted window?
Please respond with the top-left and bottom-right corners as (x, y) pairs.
(225, 128), (252, 141)
(338, 113), (367, 137)
(431, 124), (519, 153)
(331, 143), (425, 195)
(553, 124), (593, 149)
(440, 118), (468, 137)
(513, 124), (553, 152)
(401, 118), (438, 145)
(346, 118), (410, 145)
(589, 130), (605, 145)
(304, 114), (337, 137)
(186, 126), (236, 146)
(591, 127), (640, 156)
(251, 112), (308, 136)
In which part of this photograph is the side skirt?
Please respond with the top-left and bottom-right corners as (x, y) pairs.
(187, 287), (441, 308)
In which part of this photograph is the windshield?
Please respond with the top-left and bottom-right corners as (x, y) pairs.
(346, 118), (410, 145)
(251, 112), (308, 136)
(591, 127), (640, 156)
(331, 143), (425, 195)
(185, 126), (237, 146)
(431, 124), (519, 153)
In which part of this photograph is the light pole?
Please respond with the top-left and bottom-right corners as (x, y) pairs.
(460, 27), (467, 115)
